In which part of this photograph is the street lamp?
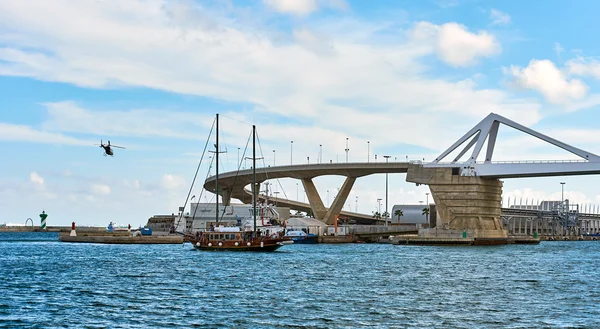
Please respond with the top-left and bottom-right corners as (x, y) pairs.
(327, 190), (330, 207)
(237, 147), (240, 168)
(273, 150), (275, 167)
(367, 141), (370, 163)
(290, 141), (293, 165)
(377, 198), (382, 219)
(307, 156), (310, 164)
(296, 182), (299, 202)
(383, 155), (391, 227)
(355, 196), (358, 212)
(319, 144), (322, 164)
(345, 137), (349, 163)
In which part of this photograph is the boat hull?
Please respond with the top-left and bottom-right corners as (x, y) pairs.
(189, 236), (291, 252)
(195, 243), (284, 251)
(288, 236), (318, 244)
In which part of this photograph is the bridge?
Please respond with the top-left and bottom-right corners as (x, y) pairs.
(205, 113), (600, 244)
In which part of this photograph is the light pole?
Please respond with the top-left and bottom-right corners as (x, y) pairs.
(237, 147), (240, 168)
(296, 182), (299, 202)
(367, 141), (370, 163)
(383, 155), (391, 227)
(377, 198), (382, 219)
(561, 182), (565, 204)
(290, 141), (293, 165)
(319, 144), (322, 164)
(345, 137), (349, 163)
(307, 156), (310, 164)
(355, 196), (358, 212)
(273, 150), (275, 167)
(327, 190), (330, 207)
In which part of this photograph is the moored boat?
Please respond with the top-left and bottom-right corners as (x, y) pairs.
(187, 114), (292, 252)
(284, 229), (318, 244)
(191, 226), (291, 251)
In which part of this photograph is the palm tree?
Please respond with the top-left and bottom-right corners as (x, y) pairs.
(394, 209), (404, 223)
(372, 211), (382, 220)
(422, 207), (430, 226)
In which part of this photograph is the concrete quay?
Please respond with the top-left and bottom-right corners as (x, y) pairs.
(0, 226), (108, 233)
(58, 231), (183, 244)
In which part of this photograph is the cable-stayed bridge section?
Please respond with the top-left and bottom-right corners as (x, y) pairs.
(205, 113), (600, 244)
(409, 113), (600, 243)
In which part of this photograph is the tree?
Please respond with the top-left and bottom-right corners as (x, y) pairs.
(394, 209), (404, 223)
(372, 211), (382, 220)
(422, 207), (430, 226)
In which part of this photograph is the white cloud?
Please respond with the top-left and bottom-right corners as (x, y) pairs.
(263, 0), (347, 15)
(411, 21), (501, 67)
(124, 179), (141, 189)
(566, 57), (600, 79)
(490, 9), (511, 26)
(504, 59), (588, 104)
(29, 172), (44, 188)
(161, 174), (186, 190)
(554, 42), (564, 59)
(40, 101), (211, 140)
(91, 183), (111, 195)
(0, 1), (540, 152)
(0, 122), (92, 145)
(264, 0), (318, 15)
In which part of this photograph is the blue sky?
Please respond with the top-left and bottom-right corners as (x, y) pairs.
(3, 0), (600, 226)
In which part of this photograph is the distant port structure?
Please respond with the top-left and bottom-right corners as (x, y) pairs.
(202, 113), (600, 244)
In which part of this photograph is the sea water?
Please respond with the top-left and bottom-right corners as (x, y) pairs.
(1, 232), (600, 328)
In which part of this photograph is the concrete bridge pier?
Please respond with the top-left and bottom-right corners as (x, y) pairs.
(301, 178), (328, 220)
(406, 164), (508, 244)
(323, 177), (356, 225)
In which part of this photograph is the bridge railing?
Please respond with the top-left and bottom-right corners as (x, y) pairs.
(433, 159), (588, 165)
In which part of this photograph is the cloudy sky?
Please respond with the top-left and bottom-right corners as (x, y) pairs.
(3, 0), (600, 227)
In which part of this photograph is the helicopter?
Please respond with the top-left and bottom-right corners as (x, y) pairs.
(95, 140), (125, 157)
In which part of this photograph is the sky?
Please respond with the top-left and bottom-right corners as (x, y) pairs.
(3, 0), (600, 227)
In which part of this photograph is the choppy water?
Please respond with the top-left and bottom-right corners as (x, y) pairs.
(1, 232), (600, 328)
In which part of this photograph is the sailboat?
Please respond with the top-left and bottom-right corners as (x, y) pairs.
(188, 114), (293, 251)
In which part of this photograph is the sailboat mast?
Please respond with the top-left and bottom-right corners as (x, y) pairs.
(215, 113), (219, 224)
(252, 124), (257, 233)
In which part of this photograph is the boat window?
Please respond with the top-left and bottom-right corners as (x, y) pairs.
(225, 234), (230, 240)
(220, 234), (224, 240)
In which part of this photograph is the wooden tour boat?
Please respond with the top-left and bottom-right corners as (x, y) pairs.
(187, 114), (293, 251)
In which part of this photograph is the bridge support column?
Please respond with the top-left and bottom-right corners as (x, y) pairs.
(407, 165), (507, 243)
(301, 178), (328, 220)
(222, 189), (232, 206)
(323, 177), (356, 225)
